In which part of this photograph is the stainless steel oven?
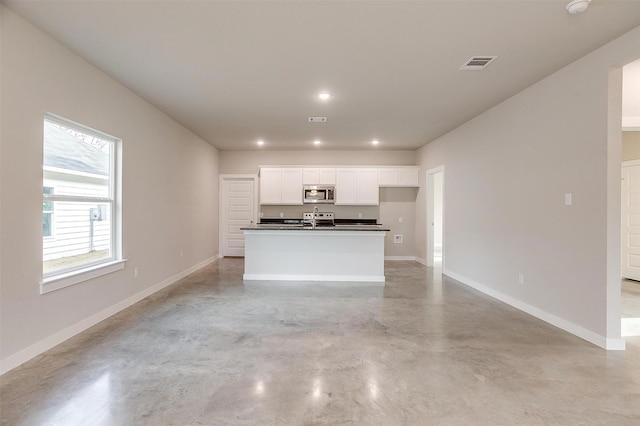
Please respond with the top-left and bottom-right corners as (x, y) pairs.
(303, 185), (335, 204)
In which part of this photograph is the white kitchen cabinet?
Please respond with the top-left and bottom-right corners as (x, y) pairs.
(302, 168), (336, 185)
(259, 168), (303, 205)
(336, 169), (358, 204)
(281, 169), (303, 204)
(378, 168), (399, 186)
(259, 169), (282, 204)
(378, 167), (420, 187)
(357, 169), (379, 204)
(336, 168), (379, 205)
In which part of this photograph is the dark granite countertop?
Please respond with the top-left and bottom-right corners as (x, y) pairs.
(241, 224), (390, 231)
(244, 217), (389, 231)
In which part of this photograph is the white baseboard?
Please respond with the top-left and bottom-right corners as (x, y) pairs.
(243, 273), (385, 284)
(414, 257), (427, 266)
(384, 256), (417, 261)
(443, 268), (626, 351)
(0, 255), (220, 376)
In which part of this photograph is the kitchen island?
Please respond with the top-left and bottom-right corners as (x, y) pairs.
(241, 225), (389, 284)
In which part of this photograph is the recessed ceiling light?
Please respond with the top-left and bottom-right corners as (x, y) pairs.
(371, 139), (379, 145)
(566, 0), (591, 14)
(257, 139), (264, 146)
(313, 139), (321, 145)
(318, 92), (331, 101)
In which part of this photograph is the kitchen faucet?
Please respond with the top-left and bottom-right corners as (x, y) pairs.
(312, 206), (318, 229)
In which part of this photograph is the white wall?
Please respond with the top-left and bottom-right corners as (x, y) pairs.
(415, 25), (640, 348)
(0, 6), (220, 372)
(622, 131), (640, 161)
(219, 149), (417, 174)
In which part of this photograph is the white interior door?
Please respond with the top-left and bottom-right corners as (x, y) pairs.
(426, 166), (444, 268)
(622, 161), (640, 280)
(220, 175), (257, 257)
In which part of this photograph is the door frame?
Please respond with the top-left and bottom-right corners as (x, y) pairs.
(219, 174), (259, 257)
(426, 166), (445, 268)
(621, 159), (640, 280)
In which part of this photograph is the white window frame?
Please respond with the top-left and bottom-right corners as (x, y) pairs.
(43, 186), (55, 239)
(41, 114), (125, 294)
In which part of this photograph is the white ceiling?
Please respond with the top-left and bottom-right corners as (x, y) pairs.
(4, 0), (640, 150)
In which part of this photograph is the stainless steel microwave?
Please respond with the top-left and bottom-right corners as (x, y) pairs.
(303, 185), (335, 204)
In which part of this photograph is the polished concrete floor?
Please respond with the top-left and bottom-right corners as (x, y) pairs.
(1, 259), (639, 425)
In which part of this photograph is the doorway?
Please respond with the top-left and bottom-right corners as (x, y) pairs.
(621, 160), (640, 338)
(426, 166), (444, 268)
(619, 58), (640, 340)
(621, 160), (640, 281)
(219, 175), (258, 257)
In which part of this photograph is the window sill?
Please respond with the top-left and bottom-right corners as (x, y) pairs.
(40, 259), (127, 294)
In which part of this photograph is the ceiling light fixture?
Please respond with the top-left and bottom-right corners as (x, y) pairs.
(371, 139), (379, 146)
(257, 139), (264, 146)
(566, 0), (591, 14)
(313, 139), (321, 145)
(318, 92), (331, 101)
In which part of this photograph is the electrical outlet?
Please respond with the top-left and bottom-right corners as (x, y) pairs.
(134, 267), (139, 278)
(518, 273), (524, 285)
(180, 249), (184, 258)
(394, 235), (403, 244)
(358, 212), (363, 219)
(280, 212), (284, 218)
(399, 217), (403, 223)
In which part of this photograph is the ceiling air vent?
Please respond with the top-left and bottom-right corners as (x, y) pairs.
(459, 56), (497, 70)
(308, 117), (327, 123)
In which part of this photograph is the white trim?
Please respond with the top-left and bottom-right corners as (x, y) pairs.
(243, 273), (385, 284)
(384, 256), (417, 261)
(42, 194), (112, 203)
(219, 174), (259, 257)
(443, 268), (626, 351)
(414, 257), (427, 266)
(41, 259), (126, 294)
(622, 159), (640, 167)
(42, 114), (123, 288)
(44, 165), (108, 181)
(426, 166), (445, 269)
(2, 255), (219, 375)
(258, 164), (402, 169)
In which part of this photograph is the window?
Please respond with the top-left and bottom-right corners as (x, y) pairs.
(42, 114), (123, 292)
(43, 187), (54, 237)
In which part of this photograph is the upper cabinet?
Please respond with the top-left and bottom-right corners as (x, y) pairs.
(335, 168), (379, 205)
(259, 168), (303, 205)
(260, 165), (418, 206)
(378, 166), (420, 187)
(302, 168), (336, 185)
